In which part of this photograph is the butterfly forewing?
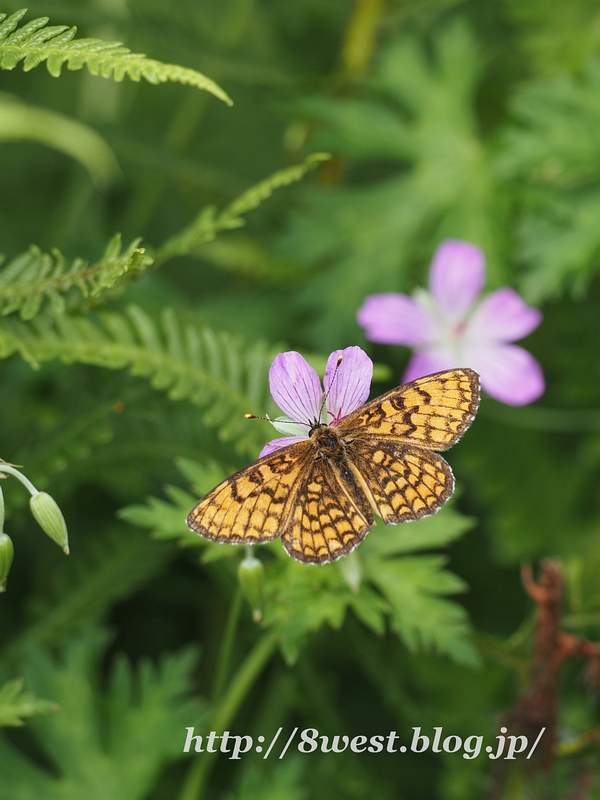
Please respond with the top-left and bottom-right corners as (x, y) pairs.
(281, 456), (374, 564)
(337, 368), (479, 451)
(186, 441), (313, 544)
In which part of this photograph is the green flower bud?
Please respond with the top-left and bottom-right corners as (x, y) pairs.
(237, 549), (264, 623)
(0, 532), (14, 591)
(29, 492), (69, 554)
(339, 550), (362, 594)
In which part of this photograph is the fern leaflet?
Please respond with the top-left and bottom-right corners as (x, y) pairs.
(0, 306), (275, 454)
(0, 9), (232, 105)
(0, 234), (149, 320)
(158, 152), (331, 260)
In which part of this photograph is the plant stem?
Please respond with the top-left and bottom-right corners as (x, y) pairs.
(340, 0), (386, 83)
(0, 465), (37, 496)
(178, 632), (278, 800)
(211, 587), (242, 702)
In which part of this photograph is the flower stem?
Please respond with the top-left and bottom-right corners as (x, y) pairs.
(0, 465), (38, 496)
(340, 0), (386, 83)
(178, 632), (278, 800)
(211, 587), (242, 702)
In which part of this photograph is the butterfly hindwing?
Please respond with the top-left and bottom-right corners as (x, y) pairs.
(345, 439), (454, 525)
(186, 441), (313, 544)
(337, 368), (479, 451)
(281, 455), (374, 564)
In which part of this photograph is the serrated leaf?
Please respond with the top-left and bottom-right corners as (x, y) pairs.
(0, 9), (231, 105)
(0, 628), (209, 800)
(0, 678), (58, 726)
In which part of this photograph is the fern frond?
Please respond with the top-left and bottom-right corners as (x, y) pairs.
(0, 9), (232, 105)
(0, 306), (275, 454)
(158, 153), (331, 260)
(0, 234), (149, 320)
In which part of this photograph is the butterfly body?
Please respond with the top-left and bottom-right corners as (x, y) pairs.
(310, 424), (345, 455)
(187, 369), (480, 565)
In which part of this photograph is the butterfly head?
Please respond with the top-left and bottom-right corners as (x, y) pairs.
(309, 422), (343, 455)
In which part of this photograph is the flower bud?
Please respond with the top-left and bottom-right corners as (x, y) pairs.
(237, 549), (264, 623)
(29, 492), (69, 554)
(0, 532), (14, 591)
(339, 550), (362, 594)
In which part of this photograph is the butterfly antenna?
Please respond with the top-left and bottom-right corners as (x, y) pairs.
(245, 414), (300, 426)
(318, 354), (343, 423)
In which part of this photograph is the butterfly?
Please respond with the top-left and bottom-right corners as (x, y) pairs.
(186, 368), (480, 564)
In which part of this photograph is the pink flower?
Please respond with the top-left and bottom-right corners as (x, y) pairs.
(260, 346), (373, 457)
(357, 239), (544, 406)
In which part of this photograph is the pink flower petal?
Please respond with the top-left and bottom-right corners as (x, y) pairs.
(429, 240), (485, 326)
(357, 293), (438, 346)
(467, 288), (542, 343)
(324, 346), (373, 422)
(465, 343), (544, 406)
(402, 347), (455, 383)
(260, 436), (308, 458)
(269, 351), (323, 425)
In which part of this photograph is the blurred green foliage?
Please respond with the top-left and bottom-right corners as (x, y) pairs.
(1, 1), (600, 798)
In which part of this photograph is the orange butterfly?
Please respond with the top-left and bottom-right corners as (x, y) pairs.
(187, 348), (479, 565)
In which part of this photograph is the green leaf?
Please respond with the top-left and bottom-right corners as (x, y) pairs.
(504, 0), (600, 75)
(158, 153), (331, 261)
(231, 759), (307, 800)
(0, 628), (208, 800)
(364, 556), (479, 666)
(280, 20), (504, 350)
(118, 460), (245, 562)
(0, 93), (119, 186)
(122, 464), (478, 665)
(0, 678), (58, 726)
(498, 64), (600, 300)
(0, 235), (149, 320)
(0, 307), (276, 455)
(0, 9), (232, 105)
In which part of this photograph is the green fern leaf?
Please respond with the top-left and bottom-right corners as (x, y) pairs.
(0, 678), (58, 726)
(0, 307), (275, 454)
(0, 235), (149, 320)
(158, 153), (331, 260)
(0, 9), (232, 105)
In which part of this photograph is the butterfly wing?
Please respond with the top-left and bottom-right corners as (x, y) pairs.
(281, 455), (374, 564)
(337, 368), (479, 451)
(186, 441), (314, 544)
(334, 368), (479, 524)
(343, 439), (454, 525)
